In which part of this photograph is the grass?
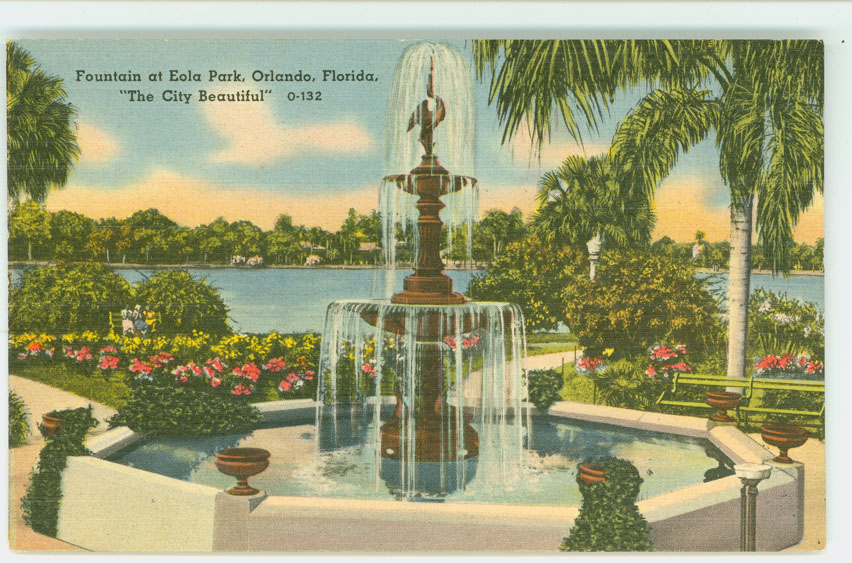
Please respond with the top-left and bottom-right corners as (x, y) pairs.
(10, 362), (130, 409)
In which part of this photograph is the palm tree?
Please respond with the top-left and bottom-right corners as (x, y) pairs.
(473, 40), (823, 380)
(7, 41), (79, 204)
(533, 154), (655, 280)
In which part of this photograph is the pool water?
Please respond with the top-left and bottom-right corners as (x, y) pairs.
(108, 416), (734, 505)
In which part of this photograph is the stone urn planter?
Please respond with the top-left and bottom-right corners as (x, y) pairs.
(215, 447), (271, 496)
(760, 424), (808, 463)
(705, 390), (742, 422)
(578, 462), (607, 485)
(39, 414), (64, 437)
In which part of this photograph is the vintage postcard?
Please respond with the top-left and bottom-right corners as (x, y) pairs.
(6, 37), (825, 552)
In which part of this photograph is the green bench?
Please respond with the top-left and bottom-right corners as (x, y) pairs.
(655, 372), (825, 438)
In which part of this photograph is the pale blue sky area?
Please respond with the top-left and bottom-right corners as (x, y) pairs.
(19, 39), (742, 236)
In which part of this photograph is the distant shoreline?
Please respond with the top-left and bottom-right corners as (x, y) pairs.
(7, 261), (484, 272)
(8, 262), (826, 276)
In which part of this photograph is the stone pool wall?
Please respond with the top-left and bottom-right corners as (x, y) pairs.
(55, 400), (804, 552)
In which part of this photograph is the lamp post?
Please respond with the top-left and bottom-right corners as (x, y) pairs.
(733, 463), (773, 551)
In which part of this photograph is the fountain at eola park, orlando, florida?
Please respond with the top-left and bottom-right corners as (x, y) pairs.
(53, 42), (807, 552)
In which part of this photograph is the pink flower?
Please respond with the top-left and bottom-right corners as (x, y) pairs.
(179, 375), (189, 383)
(238, 363), (261, 382)
(99, 346), (118, 354)
(279, 380), (293, 392)
(46, 348), (55, 358)
(286, 372), (299, 383)
(18, 352), (27, 359)
(210, 377), (222, 388)
(462, 338), (472, 349)
(65, 347), (75, 358)
(362, 364), (373, 374)
(206, 357), (226, 373)
(645, 366), (656, 379)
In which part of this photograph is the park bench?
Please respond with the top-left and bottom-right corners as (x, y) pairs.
(655, 372), (825, 438)
(109, 311), (162, 337)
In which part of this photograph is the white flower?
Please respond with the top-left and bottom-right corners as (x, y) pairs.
(803, 326), (812, 338)
(758, 300), (772, 313)
(771, 313), (799, 326)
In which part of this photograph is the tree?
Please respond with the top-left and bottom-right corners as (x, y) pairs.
(49, 210), (94, 261)
(533, 155), (654, 280)
(9, 201), (51, 260)
(229, 220), (263, 259)
(473, 40), (823, 380)
(87, 217), (122, 263)
(475, 208), (527, 261)
(7, 42), (80, 203)
(124, 209), (177, 264)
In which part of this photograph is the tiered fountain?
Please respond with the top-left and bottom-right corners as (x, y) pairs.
(317, 43), (529, 498)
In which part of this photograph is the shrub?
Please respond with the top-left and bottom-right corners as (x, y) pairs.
(109, 365), (261, 437)
(560, 457), (652, 552)
(9, 263), (133, 334)
(133, 271), (230, 336)
(748, 289), (824, 361)
(527, 368), (564, 412)
(9, 392), (30, 447)
(21, 407), (98, 537)
(467, 236), (586, 331)
(562, 249), (722, 360)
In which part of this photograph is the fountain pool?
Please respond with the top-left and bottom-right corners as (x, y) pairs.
(105, 414), (735, 505)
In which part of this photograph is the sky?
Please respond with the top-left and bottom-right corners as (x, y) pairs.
(20, 39), (824, 244)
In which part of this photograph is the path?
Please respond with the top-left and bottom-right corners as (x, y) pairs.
(8, 375), (117, 552)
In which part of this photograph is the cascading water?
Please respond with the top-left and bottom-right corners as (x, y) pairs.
(317, 42), (528, 499)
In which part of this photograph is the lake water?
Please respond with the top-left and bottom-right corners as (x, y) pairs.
(9, 266), (823, 334)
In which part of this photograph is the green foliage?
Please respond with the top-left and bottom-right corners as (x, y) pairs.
(467, 236), (586, 331)
(21, 406), (97, 537)
(133, 271), (230, 336)
(591, 359), (657, 411)
(748, 289), (824, 361)
(109, 381), (261, 437)
(7, 41), (80, 204)
(527, 368), (564, 412)
(560, 457), (652, 552)
(562, 249), (723, 360)
(9, 263), (133, 334)
(9, 392), (30, 447)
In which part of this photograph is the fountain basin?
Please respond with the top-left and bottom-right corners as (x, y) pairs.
(55, 400), (803, 551)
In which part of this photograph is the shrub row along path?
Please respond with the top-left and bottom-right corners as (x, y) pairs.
(8, 350), (823, 552)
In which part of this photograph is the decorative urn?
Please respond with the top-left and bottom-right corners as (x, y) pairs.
(214, 447), (271, 496)
(705, 390), (742, 422)
(760, 424), (808, 463)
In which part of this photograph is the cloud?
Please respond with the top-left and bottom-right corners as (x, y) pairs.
(501, 126), (609, 170)
(46, 169), (378, 231)
(201, 92), (372, 165)
(76, 121), (119, 165)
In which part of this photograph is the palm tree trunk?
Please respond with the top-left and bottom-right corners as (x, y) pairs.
(586, 233), (603, 281)
(726, 195), (754, 381)
(27, 241), (32, 261)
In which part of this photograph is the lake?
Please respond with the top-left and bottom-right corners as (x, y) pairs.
(9, 267), (824, 334)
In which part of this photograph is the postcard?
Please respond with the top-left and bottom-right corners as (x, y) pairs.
(6, 38), (824, 552)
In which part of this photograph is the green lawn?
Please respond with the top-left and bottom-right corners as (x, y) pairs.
(525, 332), (579, 358)
(11, 362), (131, 409)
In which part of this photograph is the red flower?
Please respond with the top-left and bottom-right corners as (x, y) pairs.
(99, 346), (119, 354)
(645, 366), (656, 379)
(264, 358), (287, 372)
(65, 347), (75, 358)
(279, 380), (292, 392)
(206, 357), (226, 373)
(231, 384), (251, 396)
(286, 372), (299, 383)
(179, 375), (189, 383)
(46, 348), (55, 358)
(75, 347), (93, 362)
(26, 342), (44, 354)
(362, 364), (373, 374)
(210, 377), (222, 388)
(130, 358), (154, 375)
(98, 355), (120, 370)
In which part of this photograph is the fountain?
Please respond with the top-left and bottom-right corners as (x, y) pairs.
(317, 43), (528, 497)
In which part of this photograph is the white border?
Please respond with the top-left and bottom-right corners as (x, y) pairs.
(2, 3), (849, 562)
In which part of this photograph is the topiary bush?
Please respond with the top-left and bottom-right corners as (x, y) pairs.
(21, 406), (98, 537)
(561, 457), (652, 552)
(9, 391), (30, 447)
(9, 263), (133, 334)
(527, 368), (564, 412)
(133, 271), (230, 336)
